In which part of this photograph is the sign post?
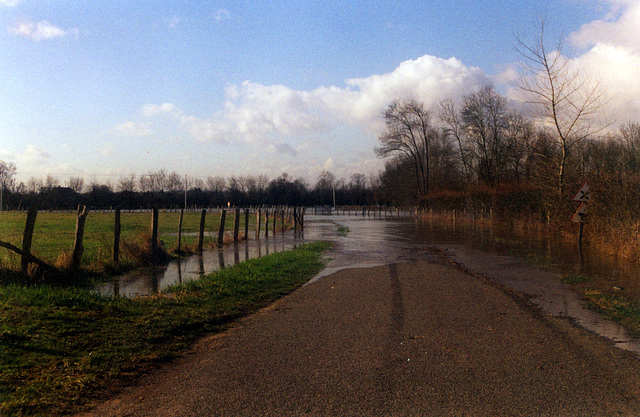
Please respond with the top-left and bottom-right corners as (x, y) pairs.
(571, 182), (590, 253)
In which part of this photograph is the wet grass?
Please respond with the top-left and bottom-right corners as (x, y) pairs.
(584, 290), (640, 336)
(0, 241), (331, 417)
(562, 274), (594, 284)
(336, 224), (350, 236)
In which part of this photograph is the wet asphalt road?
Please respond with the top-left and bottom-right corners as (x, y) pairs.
(76, 259), (640, 416)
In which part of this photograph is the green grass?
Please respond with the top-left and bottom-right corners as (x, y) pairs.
(584, 290), (640, 336)
(0, 210), (286, 277)
(562, 274), (594, 284)
(0, 241), (331, 416)
(336, 224), (350, 236)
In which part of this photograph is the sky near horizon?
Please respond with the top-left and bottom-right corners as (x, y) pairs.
(1, 0), (639, 187)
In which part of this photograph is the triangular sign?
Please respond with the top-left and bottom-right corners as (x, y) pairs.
(571, 203), (588, 223)
(573, 182), (590, 202)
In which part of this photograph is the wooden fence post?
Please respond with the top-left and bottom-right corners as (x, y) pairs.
(265, 209), (269, 238)
(198, 209), (206, 252)
(273, 209), (277, 234)
(256, 208), (262, 238)
(244, 208), (249, 241)
(177, 208), (184, 253)
(72, 205), (89, 271)
(281, 209), (285, 232)
(21, 204), (38, 273)
(217, 209), (227, 247)
(113, 207), (121, 263)
(233, 208), (240, 244)
(150, 208), (159, 259)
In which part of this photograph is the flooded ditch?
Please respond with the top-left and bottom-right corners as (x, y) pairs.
(97, 213), (640, 354)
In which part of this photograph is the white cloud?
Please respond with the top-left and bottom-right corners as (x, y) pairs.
(9, 21), (76, 41)
(214, 9), (231, 22)
(0, 0), (19, 6)
(569, 0), (640, 54)
(114, 121), (153, 136)
(567, 0), (640, 124)
(165, 54), (490, 145)
(142, 103), (181, 118)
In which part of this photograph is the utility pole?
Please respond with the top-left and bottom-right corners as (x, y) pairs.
(184, 174), (188, 210)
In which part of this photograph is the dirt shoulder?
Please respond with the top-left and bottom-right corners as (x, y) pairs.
(74, 258), (640, 416)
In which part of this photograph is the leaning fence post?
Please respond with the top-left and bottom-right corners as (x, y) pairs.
(113, 207), (121, 263)
(21, 204), (38, 273)
(177, 208), (184, 253)
(198, 209), (206, 252)
(217, 209), (227, 247)
(72, 205), (89, 271)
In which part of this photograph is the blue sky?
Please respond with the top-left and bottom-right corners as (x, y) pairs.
(1, 0), (638, 187)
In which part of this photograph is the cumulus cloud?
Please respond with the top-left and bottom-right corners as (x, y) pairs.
(569, 0), (640, 54)
(114, 121), (153, 136)
(156, 54), (490, 145)
(9, 20), (76, 41)
(567, 0), (640, 124)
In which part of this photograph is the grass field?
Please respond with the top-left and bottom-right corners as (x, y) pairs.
(0, 241), (330, 416)
(0, 209), (291, 276)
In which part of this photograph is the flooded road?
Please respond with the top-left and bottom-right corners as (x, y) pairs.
(97, 213), (640, 355)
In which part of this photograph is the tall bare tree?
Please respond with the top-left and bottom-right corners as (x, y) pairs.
(0, 160), (16, 212)
(376, 99), (435, 196)
(515, 16), (604, 200)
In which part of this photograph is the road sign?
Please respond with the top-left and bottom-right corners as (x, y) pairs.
(571, 203), (588, 223)
(573, 182), (590, 202)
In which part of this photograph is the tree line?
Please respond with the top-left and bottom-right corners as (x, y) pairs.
(0, 169), (380, 211)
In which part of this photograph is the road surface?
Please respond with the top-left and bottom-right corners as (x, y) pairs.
(75, 259), (640, 416)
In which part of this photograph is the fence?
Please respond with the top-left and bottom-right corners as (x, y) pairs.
(0, 205), (305, 275)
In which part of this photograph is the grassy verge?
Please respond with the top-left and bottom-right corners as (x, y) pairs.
(0, 241), (331, 417)
(583, 290), (640, 336)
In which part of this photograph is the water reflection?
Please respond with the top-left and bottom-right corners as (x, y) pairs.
(95, 231), (306, 298)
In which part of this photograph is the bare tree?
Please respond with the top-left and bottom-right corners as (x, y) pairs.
(26, 176), (43, 194)
(376, 99), (435, 196)
(439, 99), (473, 181)
(44, 174), (59, 191)
(118, 174), (137, 192)
(206, 176), (227, 192)
(0, 161), (16, 211)
(66, 176), (85, 193)
(515, 15), (604, 199)
(166, 171), (183, 192)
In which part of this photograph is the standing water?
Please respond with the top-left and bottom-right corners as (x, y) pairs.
(96, 213), (640, 354)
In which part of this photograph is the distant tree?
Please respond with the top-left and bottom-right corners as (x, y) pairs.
(26, 176), (43, 194)
(0, 160), (16, 211)
(166, 171), (183, 192)
(314, 171), (336, 206)
(206, 176), (227, 193)
(44, 174), (59, 191)
(515, 15), (604, 200)
(66, 176), (85, 193)
(376, 99), (435, 196)
(118, 174), (137, 192)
